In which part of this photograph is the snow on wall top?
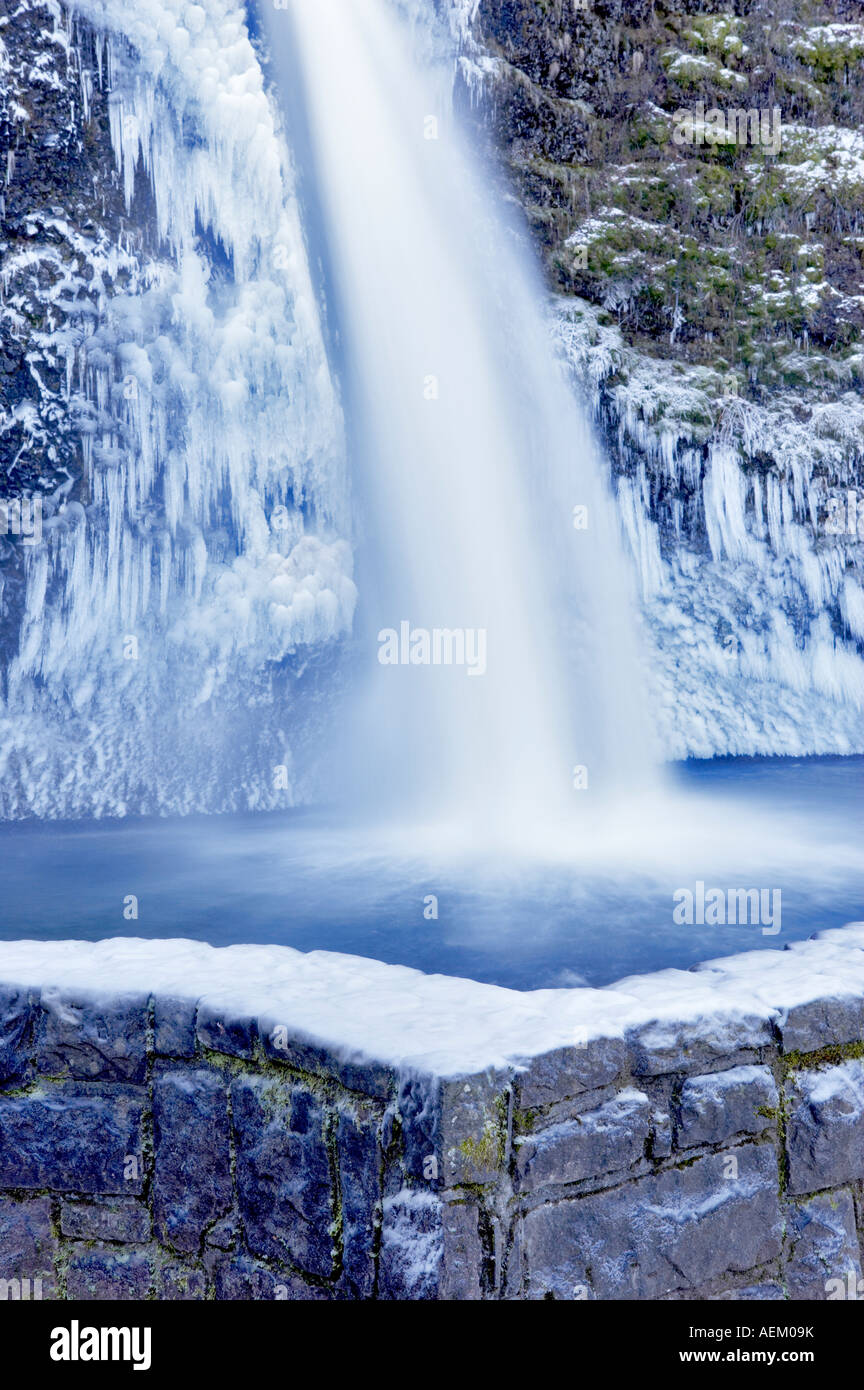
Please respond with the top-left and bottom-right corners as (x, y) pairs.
(1, 924), (864, 1077)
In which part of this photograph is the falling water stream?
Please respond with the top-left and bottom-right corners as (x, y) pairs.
(268, 0), (656, 836)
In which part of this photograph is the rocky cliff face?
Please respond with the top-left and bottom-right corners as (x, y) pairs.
(457, 0), (864, 755)
(0, 0), (351, 817)
(0, 0), (151, 658)
(470, 0), (864, 386)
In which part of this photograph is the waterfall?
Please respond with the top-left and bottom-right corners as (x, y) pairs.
(3, 0), (862, 826)
(0, 0), (656, 825)
(266, 0), (656, 830)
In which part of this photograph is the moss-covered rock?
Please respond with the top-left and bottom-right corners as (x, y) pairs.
(465, 0), (864, 406)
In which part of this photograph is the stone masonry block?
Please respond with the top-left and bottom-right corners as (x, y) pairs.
(0, 1084), (144, 1194)
(516, 1087), (651, 1188)
(785, 1188), (862, 1301)
(522, 1144), (782, 1299)
(0, 986), (34, 1085)
(231, 1075), (333, 1279)
(378, 1189), (482, 1300)
(60, 1198), (150, 1245)
(153, 1068), (232, 1253)
(65, 1245), (152, 1300)
(786, 1061), (864, 1195)
(0, 1197), (57, 1298)
(34, 988), (148, 1082)
(676, 1065), (778, 1149)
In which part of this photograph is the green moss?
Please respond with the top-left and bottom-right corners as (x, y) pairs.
(458, 1127), (499, 1172)
(459, 1094), (509, 1173)
(792, 24), (864, 78)
(782, 1038), (864, 1074)
(684, 13), (747, 59)
(661, 48), (745, 91)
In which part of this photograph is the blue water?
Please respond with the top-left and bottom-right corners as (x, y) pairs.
(0, 756), (861, 990)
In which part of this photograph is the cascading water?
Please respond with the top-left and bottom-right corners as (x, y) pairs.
(267, 0), (656, 831)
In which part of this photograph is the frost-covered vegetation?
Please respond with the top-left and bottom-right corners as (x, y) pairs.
(471, 1), (864, 394)
(461, 0), (864, 756)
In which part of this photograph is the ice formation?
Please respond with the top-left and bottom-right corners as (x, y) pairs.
(555, 298), (864, 758)
(1, 0), (355, 816)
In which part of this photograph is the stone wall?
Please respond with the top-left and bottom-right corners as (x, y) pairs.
(1, 931), (864, 1300)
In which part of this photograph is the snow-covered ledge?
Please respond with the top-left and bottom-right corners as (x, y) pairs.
(1, 927), (864, 1301)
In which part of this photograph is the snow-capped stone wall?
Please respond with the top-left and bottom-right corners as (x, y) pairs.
(1, 928), (864, 1301)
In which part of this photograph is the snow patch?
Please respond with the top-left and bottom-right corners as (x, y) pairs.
(0, 922), (863, 1077)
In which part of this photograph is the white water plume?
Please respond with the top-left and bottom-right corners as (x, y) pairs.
(268, 0), (656, 832)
